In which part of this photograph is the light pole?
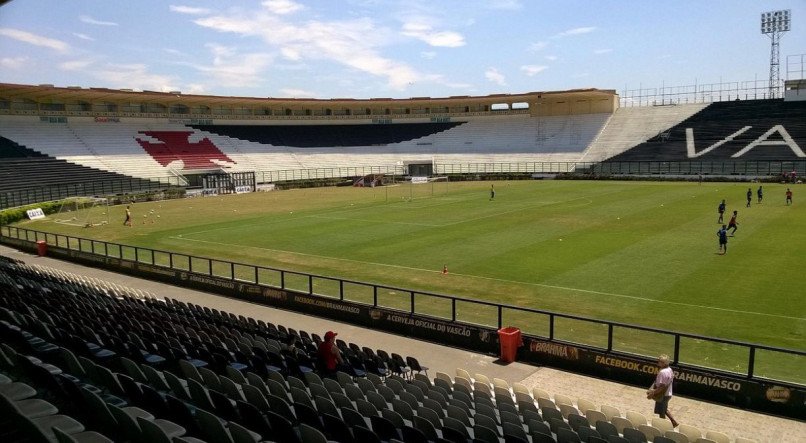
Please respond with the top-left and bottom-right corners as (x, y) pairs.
(761, 10), (791, 99)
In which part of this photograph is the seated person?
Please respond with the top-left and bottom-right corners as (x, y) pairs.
(317, 330), (343, 376)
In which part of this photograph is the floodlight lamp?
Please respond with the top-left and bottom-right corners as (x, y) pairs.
(761, 9), (791, 34)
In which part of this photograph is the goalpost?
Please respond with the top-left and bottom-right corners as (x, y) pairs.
(384, 176), (449, 202)
(53, 197), (110, 227)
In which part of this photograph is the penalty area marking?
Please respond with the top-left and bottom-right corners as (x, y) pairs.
(167, 236), (804, 322)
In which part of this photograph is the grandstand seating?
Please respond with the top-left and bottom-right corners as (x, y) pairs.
(0, 256), (763, 442)
(135, 131), (235, 170)
(607, 99), (806, 162)
(190, 122), (467, 148)
(582, 104), (709, 162)
(0, 136), (162, 205)
(0, 112), (611, 182)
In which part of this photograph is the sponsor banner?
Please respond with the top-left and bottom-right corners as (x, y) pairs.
(234, 185), (254, 194)
(374, 311), (495, 351)
(26, 208), (45, 220)
(94, 117), (120, 123)
(256, 184), (276, 192)
(167, 118), (214, 125)
(410, 176), (429, 184)
(517, 337), (805, 417)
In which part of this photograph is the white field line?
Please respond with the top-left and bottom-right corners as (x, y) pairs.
(166, 236), (805, 322)
(306, 215), (444, 227)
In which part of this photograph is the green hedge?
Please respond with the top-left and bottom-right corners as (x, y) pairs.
(0, 200), (74, 226)
(0, 188), (187, 226)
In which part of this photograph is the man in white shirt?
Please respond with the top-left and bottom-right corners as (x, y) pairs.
(647, 354), (679, 428)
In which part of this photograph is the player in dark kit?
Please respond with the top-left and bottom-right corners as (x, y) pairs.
(717, 200), (726, 224)
(489, 184), (495, 201)
(757, 186), (763, 204)
(786, 188), (793, 205)
(717, 225), (728, 254)
(727, 210), (738, 236)
(746, 188), (752, 207)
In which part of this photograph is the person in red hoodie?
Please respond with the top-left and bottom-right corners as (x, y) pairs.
(317, 330), (343, 377)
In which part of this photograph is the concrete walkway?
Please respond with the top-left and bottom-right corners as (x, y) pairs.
(3, 245), (803, 443)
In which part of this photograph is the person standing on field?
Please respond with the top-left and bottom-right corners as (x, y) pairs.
(489, 184), (495, 201)
(717, 199), (726, 224)
(647, 354), (679, 428)
(786, 188), (793, 205)
(746, 188), (752, 208)
(717, 225), (728, 254)
(727, 210), (738, 236)
(124, 205), (132, 227)
(757, 186), (763, 204)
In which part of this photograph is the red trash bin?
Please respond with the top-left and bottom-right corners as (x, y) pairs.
(36, 240), (47, 257)
(498, 326), (522, 363)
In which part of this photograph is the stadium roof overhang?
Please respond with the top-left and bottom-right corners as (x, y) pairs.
(0, 82), (617, 109)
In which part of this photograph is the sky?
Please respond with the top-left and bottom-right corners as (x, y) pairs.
(0, 0), (804, 99)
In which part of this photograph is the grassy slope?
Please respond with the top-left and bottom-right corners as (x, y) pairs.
(21, 181), (805, 356)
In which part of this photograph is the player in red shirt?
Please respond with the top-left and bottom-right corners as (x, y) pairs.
(727, 210), (738, 236)
(786, 188), (793, 205)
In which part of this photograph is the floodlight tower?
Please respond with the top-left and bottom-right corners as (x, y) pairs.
(761, 10), (791, 98)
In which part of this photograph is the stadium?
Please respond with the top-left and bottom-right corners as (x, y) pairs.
(0, 2), (805, 443)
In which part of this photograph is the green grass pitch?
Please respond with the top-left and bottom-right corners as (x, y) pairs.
(20, 180), (805, 380)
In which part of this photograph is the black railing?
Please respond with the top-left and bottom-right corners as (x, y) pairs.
(0, 177), (184, 210)
(589, 160), (806, 176)
(2, 225), (803, 387)
(252, 160), (806, 184)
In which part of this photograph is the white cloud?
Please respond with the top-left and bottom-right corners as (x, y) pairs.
(92, 63), (179, 91)
(544, 55), (558, 61)
(0, 57), (27, 69)
(262, 0), (304, 15)
(554, 26), (596, 38)
(169, 5), (212, 15)
(487, 0), (522, 10)
(0, 28), (69, 52)
(485, 67), (506, 86)
(72, 32), (94, 41)
(594, 48), (612, 54)
(194, 12), (423, 90)
(60, 59), (94, 71)
(281, 46), (301, 61)
(528, 41), (548, 52)
(521, 65), (547, 76)
(421, 51), (436, 59)
(60, 59), (181, 93)
(280, 88), (316, 97)
(185, 83), (207, 94)
(402, 22), (465, 47)
(79, 15), (119, 26)
(164, 48), (185, 56)
(192, 43), (274, 87)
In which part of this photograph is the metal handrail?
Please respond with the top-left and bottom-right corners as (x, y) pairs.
(1, 224), (803, 387)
